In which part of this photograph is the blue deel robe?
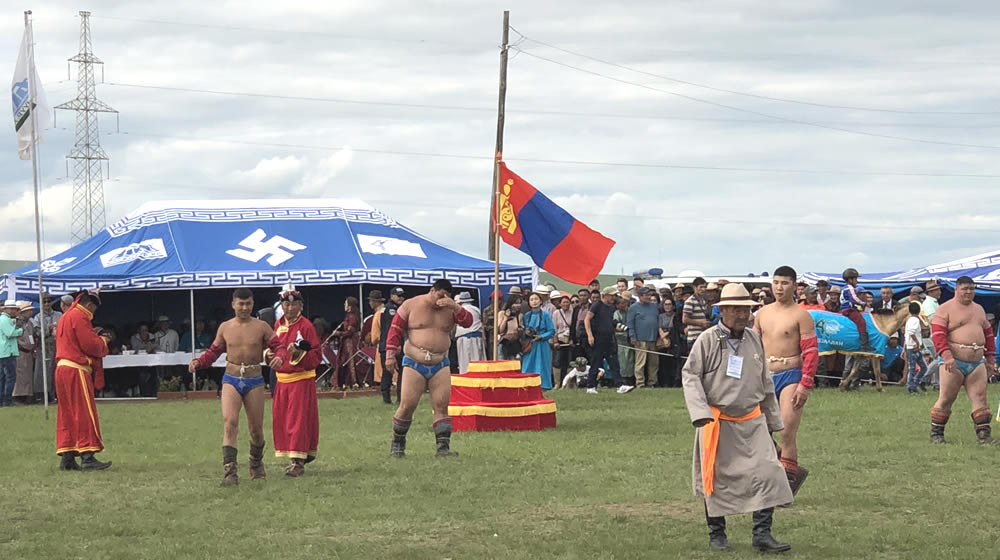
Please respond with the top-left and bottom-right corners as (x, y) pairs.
(521, 309), (556, 389)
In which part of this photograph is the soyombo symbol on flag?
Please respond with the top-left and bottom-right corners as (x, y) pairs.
(494, 162), (615, 285)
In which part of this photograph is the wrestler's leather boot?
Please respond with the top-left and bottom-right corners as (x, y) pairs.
(285, 459), (305, 478)
(58, 452), (80, 471)
(79, 452), (112, 471)
(751, 508), (791, 554)
(222, 445), (238, 487)
(972, 409), (999, 445)
(705, 506), (730, 551)
(248, 442), (266, 480)
(788, 466), (809, 497)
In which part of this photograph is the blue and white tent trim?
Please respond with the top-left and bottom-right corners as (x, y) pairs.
(1, 199), (534, 298)
(803, 250), (1000, 294)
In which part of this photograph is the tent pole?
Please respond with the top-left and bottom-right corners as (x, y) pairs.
(189, 289), (196, 390)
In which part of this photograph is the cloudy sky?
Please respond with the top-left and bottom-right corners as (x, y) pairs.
(3, 0), (1000, 279)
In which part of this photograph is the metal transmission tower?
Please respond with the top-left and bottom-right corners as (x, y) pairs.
(55, 11), (117, 244)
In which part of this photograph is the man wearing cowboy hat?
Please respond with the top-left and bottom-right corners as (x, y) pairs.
(270, 283), (323, 476)
(54, 290), (114, 471)
(754, 266), (818, 497)
(0, 300), (25, 407)
(454, 291), (486, 373)
(534, 284), (557, 317)
(682, 282), (792, 553)
(13, 302), (36, 404)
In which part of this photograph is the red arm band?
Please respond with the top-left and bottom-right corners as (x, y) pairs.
(454, 306), (473, 328)
(985, 325), (996, 361)
(195, 342), (224, 369)
(385, 312), (408, 355)
(931, 320), (951, 361)
(799, 335), (818, 390)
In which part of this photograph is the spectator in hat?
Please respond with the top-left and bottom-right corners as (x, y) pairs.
(454, 292), (486, 373)
(673, 283), (685, 302)
(628, 287), (660, 388)
(921, 280), (941, 320)
(881, 334), (904, 382)
(815, 280), (831, 305)
(31, 292), (61, 404)
(560, 356), (603, 389)
(13, 302), (35, 404)
(800, 286), (825, 312)
(584, 287), (624, 393)
(154, 315), (180, 353)
(0, 300), (25, 407)
(534, 284), (557, 316)
(824, 286), (842, 313)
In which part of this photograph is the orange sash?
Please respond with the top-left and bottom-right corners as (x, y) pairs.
(701, 405), (762, 497)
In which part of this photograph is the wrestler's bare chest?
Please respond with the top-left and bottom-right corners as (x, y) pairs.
(222, 319), (269, 363)
(408, 301), (454, 331)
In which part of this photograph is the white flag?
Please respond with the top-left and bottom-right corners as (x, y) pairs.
(12, 25), (50, 161)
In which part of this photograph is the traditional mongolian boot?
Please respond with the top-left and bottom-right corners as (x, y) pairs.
(391, 416), (411, 458)
(751, 508), (791, 554)
(433, 417), (458, 457)
(79, 452), (112, 471)
(222, 445), (238, 487)
(58, 452), (81, 471)
(304, 454), (316, 464)
(780, 458), (809, 497)
(284, 458), (305, 478)
(248, 441), (266, 480)
(972, 408), (999, 445)
(930, 407), (950, 444)
(704, 504), (730, 552)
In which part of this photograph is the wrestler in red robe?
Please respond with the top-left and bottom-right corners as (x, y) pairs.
(272, 314), (322, 471)
(54, 298), (110, 469)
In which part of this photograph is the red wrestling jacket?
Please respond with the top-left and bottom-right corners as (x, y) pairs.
(273, 316), (322, 382)
(56, 304), (109, 390)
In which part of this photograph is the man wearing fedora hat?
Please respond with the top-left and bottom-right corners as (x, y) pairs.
(454, 292), (485, 373)
(754, 266), (818, 497)
(368, 289), (387, 386)
(682, 282), (792, 553)
(13, 302), (36, 405)
(0, 300), (25, 407)
(54, 291), (114, 471)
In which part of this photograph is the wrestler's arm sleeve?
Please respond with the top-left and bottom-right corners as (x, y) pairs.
(680, 335), (713, 425)
(385, 305), (409, 355)
(931, 315), (952, 361)
(195, 341), (225, 370)
(266, 331), (289, 362)
(798, 312), (818, 391)
(984, 324), (996, 362)
(453, 306), (473, 328)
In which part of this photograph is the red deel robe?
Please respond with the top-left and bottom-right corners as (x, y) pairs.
(271, 316), (322, 460)
(54, 304), (109, 455)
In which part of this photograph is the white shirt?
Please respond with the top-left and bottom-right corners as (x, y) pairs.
(154, 328), (180, 353)
(455, 304), (483, 338)
(904, 316), (922, 350)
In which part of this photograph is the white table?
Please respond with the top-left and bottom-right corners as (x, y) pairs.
(103, 352), (227, 369)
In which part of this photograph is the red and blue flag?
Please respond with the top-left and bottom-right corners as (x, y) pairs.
(494, 162), (615, 285)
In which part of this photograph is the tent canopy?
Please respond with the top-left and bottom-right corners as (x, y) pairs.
(2, 199), (533, 298)
(803, 250), (1000, 295)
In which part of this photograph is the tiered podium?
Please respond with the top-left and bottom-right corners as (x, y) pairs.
(448, 360), (557, 432)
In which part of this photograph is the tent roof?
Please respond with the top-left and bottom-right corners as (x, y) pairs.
(3, 199), (532, 295)
(803, 249), (1000, 292)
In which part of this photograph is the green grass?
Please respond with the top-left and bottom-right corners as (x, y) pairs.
(2, 387), (999, 559)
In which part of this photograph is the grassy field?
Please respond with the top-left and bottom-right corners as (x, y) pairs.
(2, 386), (999, 559)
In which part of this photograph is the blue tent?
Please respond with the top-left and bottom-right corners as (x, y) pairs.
(803, 250), (1000, 304)
(1, 199), (534, 304)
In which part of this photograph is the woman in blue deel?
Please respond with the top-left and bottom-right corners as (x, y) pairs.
(521, 291), (556, 389)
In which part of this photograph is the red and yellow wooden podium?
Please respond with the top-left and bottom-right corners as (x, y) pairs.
(448, 360), (557, 432)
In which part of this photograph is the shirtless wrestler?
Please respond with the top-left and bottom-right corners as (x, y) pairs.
(753, 266), (818, 496)
(928, 276), (998, 444)
(384, 279), (473, 458)
(189, 288), (286, 485)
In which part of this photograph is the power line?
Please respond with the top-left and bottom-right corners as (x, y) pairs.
(90, 15), (488, 48)
(105, 177), (1000, 235)
(512, 48), (1000, 151)
(101, 82), (1000, 130)
(102, 130), (1000, 179)
(512, 30), (1000, 117)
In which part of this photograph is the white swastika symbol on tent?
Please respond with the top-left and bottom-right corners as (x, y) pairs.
(226, 229), (306, 266)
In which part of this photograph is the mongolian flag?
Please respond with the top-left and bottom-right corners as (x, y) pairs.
(494, 162), (615, 285)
